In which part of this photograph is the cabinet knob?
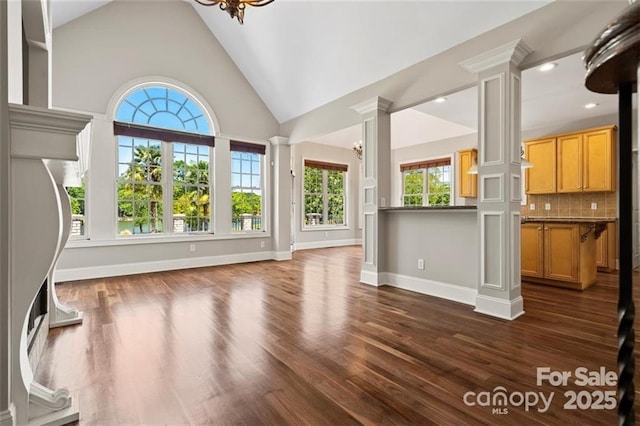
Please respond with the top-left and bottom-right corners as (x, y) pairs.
(537, 227), (542, 230)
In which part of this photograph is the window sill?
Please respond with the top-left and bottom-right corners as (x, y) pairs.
(64, 231), (271, 248)
(301, 225), (350, 232)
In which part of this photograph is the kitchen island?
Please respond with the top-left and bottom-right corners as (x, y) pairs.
(521, 217), (615, 290)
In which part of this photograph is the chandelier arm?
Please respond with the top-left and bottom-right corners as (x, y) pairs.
(247, 0), (275, 7)
(193, 0), (224, 6)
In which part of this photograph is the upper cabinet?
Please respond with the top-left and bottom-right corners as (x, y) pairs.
(525, 137), (557, 194)
(525, 125), (616, 194)
(458, 148), (477, 198)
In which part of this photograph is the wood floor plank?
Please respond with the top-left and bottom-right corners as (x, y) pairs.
(34, 246), (638, 424)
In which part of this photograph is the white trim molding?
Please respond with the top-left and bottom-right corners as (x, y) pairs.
(459, 38), (532, 73)
(0, 406), (15, 426)
(359, 270), (381, 287)
(381, 273), (477, 306)
(293, 239), (361, 251)
(269, 136), (289, 146)
(350, 96), (392, 115)
(56, 251), (279, 282)
(273, 251), (293, 261)
(475, 294), (524, 320)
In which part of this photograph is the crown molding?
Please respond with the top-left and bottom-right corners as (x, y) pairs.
(269, 136), (290, 146)
(460, 39), (533, 73)
(350, 96), (392, 115)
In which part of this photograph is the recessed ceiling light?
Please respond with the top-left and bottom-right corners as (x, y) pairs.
(538, 62), (557, 72)
(584, 102), (599, 109)
(434, 97), (447, 103)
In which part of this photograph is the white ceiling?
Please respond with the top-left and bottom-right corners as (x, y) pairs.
(51, 0), (551, 124)
(52, 0), (622, 151)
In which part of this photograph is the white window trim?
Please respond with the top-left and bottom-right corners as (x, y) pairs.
(231, 149), (266, 233)
(301, 158), (348, 231)
(399, 153), (455, 207)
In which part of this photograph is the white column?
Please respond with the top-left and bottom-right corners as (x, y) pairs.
(7, 0), (22, 104)
(0, 1), (12, 424)
(270, 136), (292, 260)
(350, 97), (392, 285)
(214, 136), (232, 234)
(460, 39), (532, 320)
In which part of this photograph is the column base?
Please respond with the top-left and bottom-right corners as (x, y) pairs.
(359, 270), (382, 286)
(0, 405), (15, 426)
(49, 302), (83, 329)
(28, 382), (79, 426)
(474, 294), (525, 320)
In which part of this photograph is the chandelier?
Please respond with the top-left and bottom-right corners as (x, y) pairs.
(353, 141), (363, 160)
(194, 0), (274, 24)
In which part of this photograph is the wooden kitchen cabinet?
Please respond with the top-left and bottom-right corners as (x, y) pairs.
(521, 222), (598, 290)
(525, 125), (616, 194)
(458, 148), (477, 197)
(596, 222), (617, 272)
(521, 223), (544, 278)
(525, 137), (556, 194)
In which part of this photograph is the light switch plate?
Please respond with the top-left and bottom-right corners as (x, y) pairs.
(545, 203), (551, 211)
(591, 202), (598, 210)
(530, 203), (536, 210)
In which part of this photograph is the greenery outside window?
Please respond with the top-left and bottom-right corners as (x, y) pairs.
(304, 159), (347, 227)
(231, 141), (265, 232)
(114, 85), (214, 236)
(66, 180), (86, 237)
(401, 157), (452, 206)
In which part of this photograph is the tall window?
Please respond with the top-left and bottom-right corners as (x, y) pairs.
(401, 158), (452, 206)
(303, 160), (347, 227)
(66, 180), (86, 237)
(115, 85), (214, 236)
(231, 141), (265, 232)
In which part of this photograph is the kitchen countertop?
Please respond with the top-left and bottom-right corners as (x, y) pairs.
(521, 216), (616, 223)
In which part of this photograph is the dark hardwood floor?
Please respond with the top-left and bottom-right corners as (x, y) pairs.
(36, 246), (638, 425)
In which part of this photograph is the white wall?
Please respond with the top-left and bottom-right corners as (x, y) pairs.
(391, 133), (478, 207)
(291, 142), (361, 249)
(52, 0), (278, 140)
(52, 1), (286, 281)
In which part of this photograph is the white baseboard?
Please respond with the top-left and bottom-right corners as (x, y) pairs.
(0, 406), (14, 426)
(380, 273), (477, 306)
(360, 270), (381, 286)
(56, 251), (277, 282)
(293, 239), (361, 251)
(273, 251), (292, 261)
(474, 294), (524, 320)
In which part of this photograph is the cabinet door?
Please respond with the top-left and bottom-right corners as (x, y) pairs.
(557, 133), (583, 193)
(458, 149), (477, 197)
(596, 228), (608, 269)
(521, 223), (544, 278)
(583, 128), (615, 192)
(525, 138), (556, 194)
(544, 224), (580, 283)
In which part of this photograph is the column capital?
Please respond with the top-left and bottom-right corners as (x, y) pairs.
(460, 38), (532, 74)
(350, 96), (392, 115)
(269, 136), (290, 146)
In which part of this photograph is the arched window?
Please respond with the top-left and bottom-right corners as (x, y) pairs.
(114, 85), (214, 235)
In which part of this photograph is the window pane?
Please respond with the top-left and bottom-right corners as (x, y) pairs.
(328, 195), (344, 225)
(66, 181), (87, 238)
(304, 194), (324, 225)
(232, 152), (263, 231)
(427, 165), (451, 206)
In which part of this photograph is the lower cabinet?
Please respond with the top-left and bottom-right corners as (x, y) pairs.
(596, 222), (616, 272)
(521, 222), (597, 290)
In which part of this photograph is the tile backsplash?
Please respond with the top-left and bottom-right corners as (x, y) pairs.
(521, 192), (617, 218)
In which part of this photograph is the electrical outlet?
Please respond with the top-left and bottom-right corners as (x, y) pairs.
(324, 231), (329, 237)
(418, 258), (425, 270)
(260, 240), (265, 248)
(591, 202), (598, 210)
(545, 203), (551, 211)
(189, 244), (196, 252)
(380, 197), (386, 207)
(529, 203), (536, 211)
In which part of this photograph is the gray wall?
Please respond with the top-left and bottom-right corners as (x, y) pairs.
(291, 142), (362, 248)
(381, 210), (478, 289)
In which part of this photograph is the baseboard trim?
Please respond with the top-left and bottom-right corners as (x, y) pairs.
(56, 251), (276, 282)
(474, 294), (524, 320)
(293, 239), (361, 251)
(381, 273), (477, 306)
(0, 406), (14, 426)
(273, 251), (292, 261)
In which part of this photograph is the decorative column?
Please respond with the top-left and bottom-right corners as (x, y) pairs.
(213, 136), (232, 234)
(269, 136), (292, 260)
(350, 97), (392, 285)
(460, 39), (532, 320)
